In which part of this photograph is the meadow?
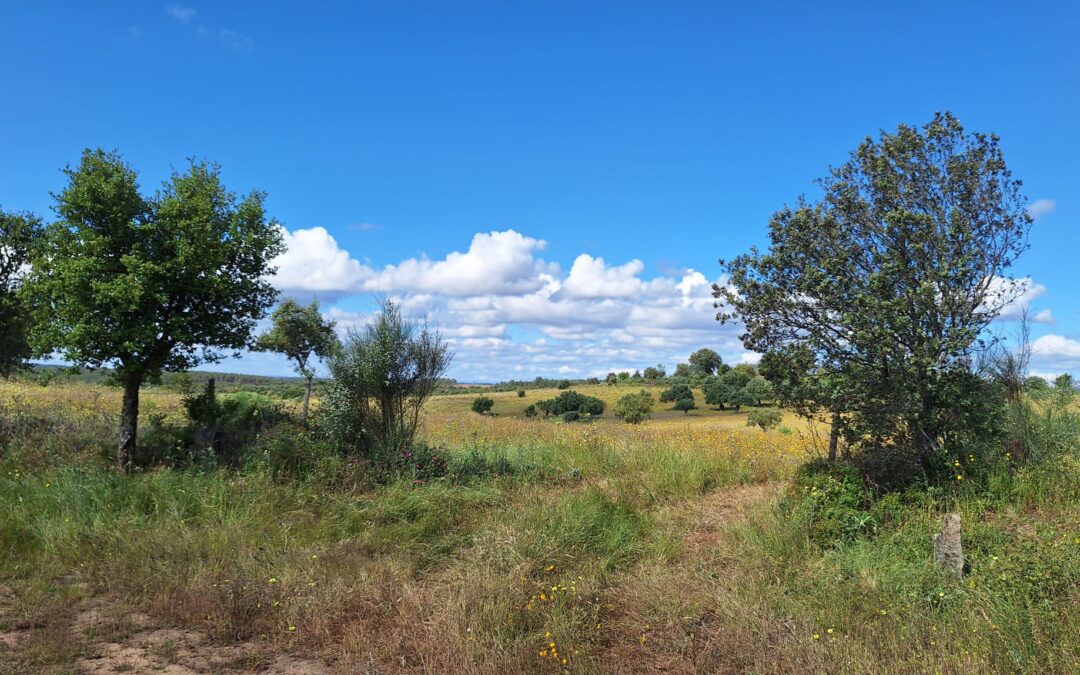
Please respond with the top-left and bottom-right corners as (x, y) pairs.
(2, 380), (1079, 673)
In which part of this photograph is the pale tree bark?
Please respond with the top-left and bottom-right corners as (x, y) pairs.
(118, 372), (142, 473)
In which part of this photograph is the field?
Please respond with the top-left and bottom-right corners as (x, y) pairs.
(2, 380), (1080, 673)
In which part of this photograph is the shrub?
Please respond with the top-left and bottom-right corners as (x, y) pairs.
(471, 396), (494, 414)
(517, 389), (526, 398)
(673, 397), (695, 415)
(321, 300), (450, 464)
(659, 381), (692, 403)
(562, 411), (581, 423)
(534, 390), (605, 420)
(556, 379), (571, 390)
(746, 408), (782, 431)
(784, 459), (875, 544)
(523, 404), (537, 419)
(614, 390), (654, 424)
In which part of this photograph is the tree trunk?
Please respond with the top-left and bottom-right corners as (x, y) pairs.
(827, 411), (841, 462)
(302, 375), (313, 425)
(118, 372), (142, 473)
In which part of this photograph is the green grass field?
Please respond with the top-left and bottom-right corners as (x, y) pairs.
(2, 381), (1079, 673)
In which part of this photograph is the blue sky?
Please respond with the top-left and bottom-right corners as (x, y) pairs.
(2, 1), (1078, 381)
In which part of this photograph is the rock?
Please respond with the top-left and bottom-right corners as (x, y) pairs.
(933, 512), (964, 577)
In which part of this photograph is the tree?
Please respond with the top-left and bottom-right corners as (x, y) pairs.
(747, 408), (782, 432)
(673, 396), (696, 415)
(717, 113), (1031, 477)
(323, 300), (451, 460)
(642, 364), (666, 381)
(606, 372), (617, 385)
(659, 380), (693, 403)
(27, 149), (284, 472)
(688, 348), (723, 376)
(471, 396), (494, 414)
(534, 390), (604, 419)
(704, 368), (754, 410)
(614, 389), (654, 424)
(517, 388), (527, 398)
(674, 363), (692, 378)
(557, 379), (571, 389)
(0, 209), (41, 377)
(255, 299), (338, 424)
(741, 376), (775, 406)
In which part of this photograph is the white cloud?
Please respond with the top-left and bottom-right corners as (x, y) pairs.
(1032, 308), (1054, 324)
(1027, 198), (1056, 220)
(561, 254), (644, 299)
(366, 230), (556, 297)
(166, 4), (197, 22)
(988, 276), (1047, 320)
(272, 226), (371, 294)
(1032, 335), (1080, 359)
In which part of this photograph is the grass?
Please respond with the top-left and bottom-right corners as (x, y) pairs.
(2, 380), (1079, 672)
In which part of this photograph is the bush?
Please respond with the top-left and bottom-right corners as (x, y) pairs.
(517, 389), (526, 398)
(556, 380), (571, 390)
(523, 404), (537, 419)
(471, 396), (494, 414)
(746, 408), (782, 431)
(535, 390), (605, 419)
(673, 397), (695, 415)
(659, 380), (693, 403)
(614, 390), (654, 424)
(784, 459), (875, 544)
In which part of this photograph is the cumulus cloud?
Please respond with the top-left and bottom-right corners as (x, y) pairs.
(561, 254), (644, 299)
(272, 226), (371, 295)
(1027, 198), (1056, 220)
(366, 230), (556, 297)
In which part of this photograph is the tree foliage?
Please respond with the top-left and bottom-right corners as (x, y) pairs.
(255, 298), (338, 423)
(535, 390), (604, 419)
(614, 389), (654, 424)
(322, 300), (451, 461)
(716, 113), (1031, 478)
(688, 348), (723, 376)
(0, 209), (41, 377)
(471, 396), (494, 414)
(26, 149), (284, 471)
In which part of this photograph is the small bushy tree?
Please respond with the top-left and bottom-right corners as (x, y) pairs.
(471, 396), (494, 414)
(255, 299), (338, 424)
(614, 389), (654, 424)
(747, 408), (782, 431)
(688, 348), (723, 376)
(517, 388), (527, 398)
(322, 301), (451, 462)
(660, 380), (693, 403)
(741, 376), (775, 406)
(673, 396), (696, 415)
(535, 390), (604, 419)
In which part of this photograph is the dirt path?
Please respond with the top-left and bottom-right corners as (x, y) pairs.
(0, 588), (331, 674)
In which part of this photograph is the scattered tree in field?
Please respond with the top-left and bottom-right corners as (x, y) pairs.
(585, 376), (601, 385)
(471, 396), (494, 414)
(659, 380), (693, 404)
(617, 371), (631, 383)
(1023, 376), (1050, 395)
(606, 372), (617, 385)
(704, 367), (755, 410)
(746, 408), (782, 432)
(323, 300), (451, 460)
(741, 376), (775, 406)
(673, 396), (696, 415)
(631, 369), (642, 382)
(688, 348), (723, 376)
(0, 209), (41, 377)
(717, 113), (1031, 478)
(674, 363), (692, 378)
(614, 389), (654, 424)
(255, 299), (338, 424)
(523, 404), (538, 418)
(26, 149), (284, 472)
(642, 364), (666, 381)
(557, 379), (571, 389)
(535, 390), (604, 419)
(1054, 373), (1074, 393)
(517, 388), (527, 398)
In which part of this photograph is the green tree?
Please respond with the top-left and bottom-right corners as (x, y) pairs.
(323, 300), (451, 461)
(614, 389), (654, 424)
(605, 372), (617, 385)
(741, 376), (775, 406)
(27, 149), (284, 472)
(688, 348), (723, 376)
(673, 396), (696, 415)
(471, 396), (494, 414)
(642, 364), (666, 381)
(0, 209), (41, 377)
(717, 113), (1030, 479)
(746, 408), (782, 432)
(255, 299), (338, 424)
(659, 380), (693, 403)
